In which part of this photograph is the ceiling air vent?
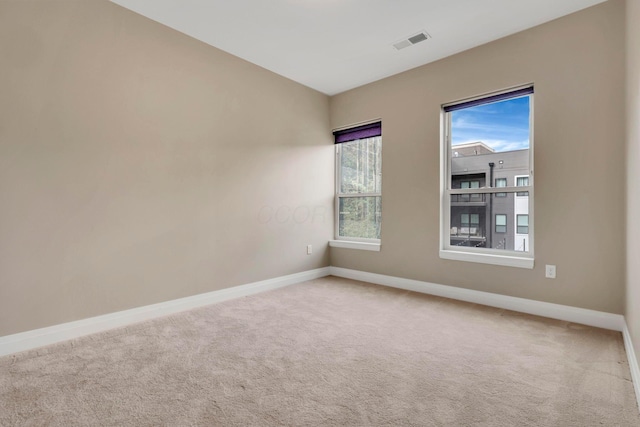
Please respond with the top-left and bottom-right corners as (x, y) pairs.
(393, 31), (431, 51)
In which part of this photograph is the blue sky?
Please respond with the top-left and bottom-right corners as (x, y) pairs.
(451, 96), (530, 152)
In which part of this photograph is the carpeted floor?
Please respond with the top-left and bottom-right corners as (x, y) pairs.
(1, 276), (639, 426)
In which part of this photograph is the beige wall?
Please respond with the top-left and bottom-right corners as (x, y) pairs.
(0, 0), (333, 336)
(0, 0), (632, 339)
(626, 0), (640, 371)
(330, 1), (626, 313)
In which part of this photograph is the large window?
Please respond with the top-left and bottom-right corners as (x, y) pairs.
(440, 86), (534, 268)
(332, 122), (382, 247)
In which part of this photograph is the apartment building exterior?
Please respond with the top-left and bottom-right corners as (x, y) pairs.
(450, 142), (529, 251)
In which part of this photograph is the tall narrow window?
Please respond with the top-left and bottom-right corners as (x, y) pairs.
(516, 176), (529, 196)
(441, 86), (534, 268)
(333, 122), (382, 244)
(495, 178), (507, 197)
(517, 215), (529, 234)
(495, 214), (507, 233)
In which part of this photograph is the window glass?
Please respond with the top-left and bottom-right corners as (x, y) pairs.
(495, 214), (507, 233)
(338, 196), (381, 239)
(495, 178), (507, 197)
(336, 133), (382, 241)
(340, 138), (382, 194)
(516, 176), (529, 197)
(517, 214), (529, 234)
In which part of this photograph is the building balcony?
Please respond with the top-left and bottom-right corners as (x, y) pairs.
(450, 193), (487, 206)
(450, 227), (487, 247)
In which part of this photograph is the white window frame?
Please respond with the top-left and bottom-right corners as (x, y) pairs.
(329, 129), (382, 252)
(439, 85), (534, 269)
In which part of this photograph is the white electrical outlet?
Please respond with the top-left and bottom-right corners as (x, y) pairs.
(307, 245), (312, 255)
(545, 265), (556, 279)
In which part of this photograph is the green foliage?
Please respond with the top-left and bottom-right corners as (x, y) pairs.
(338, 137), (382, 239)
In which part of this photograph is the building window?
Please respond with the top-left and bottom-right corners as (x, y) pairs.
(495, 178), (507, 197)
(517, 215), (529, 234)
(440, 85), (534, 268)
(460, 180), (481, 202)
(495, 214), (507, 233)
(461, 213), (480, 233)
(333, 122), (382, 243)
(516, 176), (529, 196)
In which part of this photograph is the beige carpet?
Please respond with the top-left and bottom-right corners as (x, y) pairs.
(1, 276), (638, 426)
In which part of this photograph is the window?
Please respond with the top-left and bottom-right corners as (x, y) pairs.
(459, 180), (481, 202)
(516, 176), (529, 196)
(517, 215), (529, 234)
(461, 213), (480, 226)
(331, 122), (382, 249)
(495, 178), (507, 197)
(460, 213), (480, 235)
(440, 85), (534, 268)
(495, 214), (507, 233)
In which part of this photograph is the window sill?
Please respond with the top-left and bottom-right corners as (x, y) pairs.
(439, 249), (534, 269)
(329, 240), (381, 252)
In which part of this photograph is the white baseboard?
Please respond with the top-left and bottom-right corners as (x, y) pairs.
(2, 264), (638, 410)
(623, 323), (640, 412)
(329, 267), (626, 331)
(0, 267), (331, 357)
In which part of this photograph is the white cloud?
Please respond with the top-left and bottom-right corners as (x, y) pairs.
(452, 139), (529, 152)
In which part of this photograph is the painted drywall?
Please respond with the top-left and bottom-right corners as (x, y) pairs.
(0, 0), (333, 336)
(330, 0), (626, 313)
(626, 0), (640, 372)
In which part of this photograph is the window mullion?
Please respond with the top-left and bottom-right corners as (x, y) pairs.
(448, 186), (530, 194)
(337, 192), (381, 198)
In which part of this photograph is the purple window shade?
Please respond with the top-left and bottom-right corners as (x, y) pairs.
(333, 121), (381, 144)
(443, 86), (533, 113)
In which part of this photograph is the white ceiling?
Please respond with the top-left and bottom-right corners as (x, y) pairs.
(111, 0), (606, 96)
